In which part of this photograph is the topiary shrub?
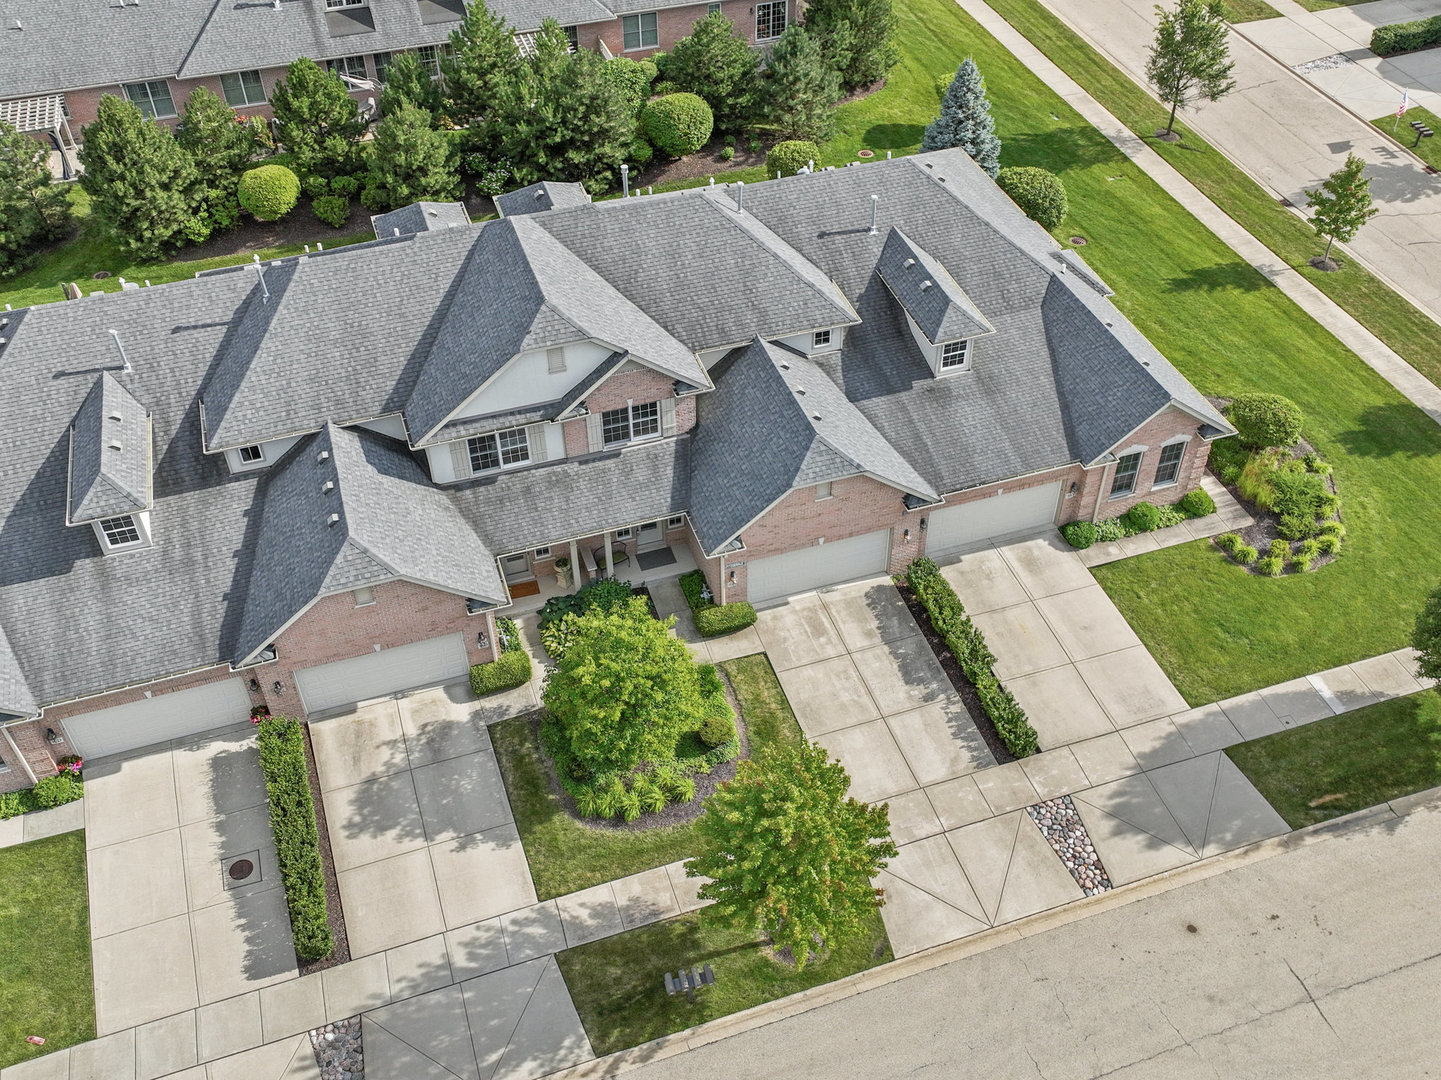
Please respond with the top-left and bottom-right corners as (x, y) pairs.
(238, 164), (301, 221)
(641, 93), (714, 157)
(1178, 488), (1216, 518)
(312, 194), (349, 228)
(1226, 393), (1304, 449)
(995, 165), (1069, 230)
(1126, 501), (1161, 533)
(1061, 520), (1098, 549)
(765, 139), (823, 177)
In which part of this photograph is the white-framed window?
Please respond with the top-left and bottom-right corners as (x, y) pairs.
(0, 754), (9, 773)
(666, 515), (685, 529)
(623, 12), (658, 49)
(100, 515), (143, 548)
(813, 329), (831, 348)
(563, 25), (580, 51)
(353, 586), (376, 607)
(601, 401), (661, 445)
(467, 426), (531, 473)
(547, 347), (567, 373)
(220, 70), (266, 108)
(940, 339), (970, 371)
(534, 546), (552, 559)
(816, 481), (833, 500)
(416, 44), (446, 78)
(328, 55), (368, 81)
(707, 1), (722, 13)
(238, 444), (265, 464)
(1110, 451), (1143, 498)
(755, 0), (786, 40)
(615, 527), (633, 540)
(372, 52), (392, 82)
(1154, 441), (1187, 487)
(122, 80), (176, 119)
(326, 0), (366, 8)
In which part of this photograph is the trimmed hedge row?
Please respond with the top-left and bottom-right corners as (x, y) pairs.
(470, 616), (532, 696)
(0, 773), (84, 819)
(256, 717), (333, 962)
(678, 570), (757, 637)
(906, 558), (1040, 758)
(1371, 15), (1441, 56)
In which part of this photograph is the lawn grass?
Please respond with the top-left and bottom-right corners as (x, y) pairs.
(1370, 105), (1441, 171)
(557, 907), (892, 1056)
(0, 832), (95, 1070)
(0, 187), (372, 312)
(1222, 0), (1283, 22)
(493, 654), (803, 900)
(1295, 0), (1373, 10)
(1227, 690), (1441, 828)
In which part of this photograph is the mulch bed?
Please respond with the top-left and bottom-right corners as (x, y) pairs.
(184, 199), (377, 260)
(895, 582), (1013, 766)
(297, 722), (351, 976)
(632, 138), (768, 190)
(1206, 435), (1341, 575)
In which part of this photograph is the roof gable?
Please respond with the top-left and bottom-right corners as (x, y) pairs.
(371, 201), (471, 239)
(67, 372), (152, 524)
(495, 181), (591, 218)
(877, 227), (994, 343)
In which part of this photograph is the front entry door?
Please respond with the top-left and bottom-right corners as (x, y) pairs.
(637, 520), (664, 551)
(501, 552), (533, 581)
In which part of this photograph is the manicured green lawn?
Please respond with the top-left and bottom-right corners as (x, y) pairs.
(1222, 0), (1282, 22)
(1371, 105), (1441, 171)
(557, 907), (891, 1055)
(1295, 0), (1372, 10)
(0, 187), (372, 312)
(1227, 691), (1441, 828)
(0, 832), (95, 1070)
(493, 654), (803, 900)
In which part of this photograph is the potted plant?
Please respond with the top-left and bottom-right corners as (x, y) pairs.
(555, 555), (572, 589)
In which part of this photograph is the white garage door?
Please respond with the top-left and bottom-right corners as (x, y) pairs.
(294, 633), (469, 715)
(746, 529), (891, 604)
(926, 481), (1063, 555)
(62, 679), (252, 759)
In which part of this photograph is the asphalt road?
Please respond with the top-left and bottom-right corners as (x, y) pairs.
(621, 801), (1441, 1079)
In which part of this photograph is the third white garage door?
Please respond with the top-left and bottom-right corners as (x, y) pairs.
(745, 529), (891, 604)
(925, 481), (1063, 556)
(293, 633), (470, 715)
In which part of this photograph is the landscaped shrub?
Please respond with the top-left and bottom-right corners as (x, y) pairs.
(1061, 521), (1098, 549)
(329, 174), (361, 198)
(1289, 552), (1313, 572)
(0, 792), (22, 819)
(312, 195), (350, 227)
(1215, 532), (1242, 555)
(1235, 544), (1259, 565)
(255, 716), (333, 961)
(1276, 513), (1316, 541)
(1317, 534), (1341, 555)
(237, 164), (301, 220)
(1255, 554), (1284, 577)
(640, 93), (713, 157)
(1178, 488), (1216, 518)
(678, 569), (758, 637)
(1226, 393), (1304, 449)
(1126, 501), (1161, 532)
(1318, 520), (1345, 538)
(1296, 539), (1321, 560)
(766, 139), (823, 177)
(1371, 14), (1441, 56)
(628, 136), (654, 169)
(1268, 539), (1291, 560)
(905, 558), (1039, 758)
(469, 617), (531, 695)
(995, 165), (1068, 230)
(601, 56), (657, 111)
(0, 773), (85, 818)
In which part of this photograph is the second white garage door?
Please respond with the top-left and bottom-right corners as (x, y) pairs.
(746, 529), (891, 605)
(926, 481), (1063, 556)
(294, 633), (470, 715)
(62, 678), (252, 759)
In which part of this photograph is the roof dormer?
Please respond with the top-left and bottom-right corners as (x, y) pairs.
(877, 227), (994, 377)
(65, 372), (154, 554)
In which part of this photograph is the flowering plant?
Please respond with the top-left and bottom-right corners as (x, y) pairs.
(56, 755), (83, 775)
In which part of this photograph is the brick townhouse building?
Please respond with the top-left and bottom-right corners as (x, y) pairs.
(0, 148), (1231, 787)
(0, 0), (799, 165)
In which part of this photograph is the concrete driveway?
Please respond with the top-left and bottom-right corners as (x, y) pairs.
(82, 723), (299, 1035)
(309, 681), (538, 959)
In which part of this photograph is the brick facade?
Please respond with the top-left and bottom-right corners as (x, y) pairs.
(560, 368), (694, 459)
(583, 0), (795, 60)
(1075, 406), (1212, 523)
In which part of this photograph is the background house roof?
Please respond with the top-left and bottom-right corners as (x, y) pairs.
(495, 181), (591, 218)
(371, 201), (471, 239)
(67, 372), (152, 524)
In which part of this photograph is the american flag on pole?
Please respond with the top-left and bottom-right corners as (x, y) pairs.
(1399, 91), (1411, 118)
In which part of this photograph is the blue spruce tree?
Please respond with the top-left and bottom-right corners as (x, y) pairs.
(921, 58), (1001, 178)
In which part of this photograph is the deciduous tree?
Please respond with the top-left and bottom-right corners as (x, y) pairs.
(686, 741), (897, 970)
(763, 26), (841, 142)
(921, 58), (1000, 178)
(1146, 0), (1236, 139)
(1304, 153), (1377, 268)
(269, 58), (366, 177)
(1412, 583), (1441, 685)
(0, 121), (72, 275)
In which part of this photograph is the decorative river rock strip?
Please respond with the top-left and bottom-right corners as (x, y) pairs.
(310, 1016), (364, 1080)
(1027, 796), (1113, 896)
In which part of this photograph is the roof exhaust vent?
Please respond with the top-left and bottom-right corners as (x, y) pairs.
(108, 329), (133, 374)
(272, 0), (280, 9)
(327, 513), (340, 527)
(316, 450), (330, 463)
(107, 440), (123, 451)
(920, 280), (934, 292)
(252, 255), (269, 303)
(902, 258), (915, 270)
(321, 480), (334, 493)
(869, 194), (878, 236)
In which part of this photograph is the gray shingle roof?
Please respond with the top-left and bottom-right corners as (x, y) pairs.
(689, 337), (936, 554)
(405, 215), (707, 444)
(234, 423), (504, 663)
(371, 201), (471, 239)
(67, 372), (153, 524)
(0, 624), (35, 718)
(495, 181), (591, 218)
(877, 227), (994, 343)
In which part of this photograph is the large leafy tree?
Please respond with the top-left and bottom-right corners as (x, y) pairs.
(541, 595), (710, 776)
(660, 13), (760, 134)
(362, 102), (461, 210)
(499, 21), (633, 194)
(442, 0), (522, 151)
(79, 95), (207, 258)
(921, 58), (1000, 178)
(686, 741), (897, 970)
(269, 58), (366, 177)
(1145, 0), (1236, 139)
(378, 50), (443, 121)
(1411, 583), (1441, 686)
(803, 0), (898, 91)
(763, 26), (841, 142)
(176, 86), (263, 235)
(0, 122), (72, 275)
(1304, 153), (1378, 268)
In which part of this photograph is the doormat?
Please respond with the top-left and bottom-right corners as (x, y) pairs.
(637, 547), (677, 571)
(509, 579), (541, 598)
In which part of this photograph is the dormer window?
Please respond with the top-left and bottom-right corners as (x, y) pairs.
(939, 340), (970, 371)
(238, 445), (265, 464)
(813, 329), (831, 348)
(101, 515), (142, 547)
(602, 401), (660, 445)
(325, 0), (365, 8)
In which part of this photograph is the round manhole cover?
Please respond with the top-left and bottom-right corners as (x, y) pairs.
(228, 858), (255, 881)
(1069, 236), (1088, 246)
(92, 271), (111, 280)
(857, 149), (874, 158)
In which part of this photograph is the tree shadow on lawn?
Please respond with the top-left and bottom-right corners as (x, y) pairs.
(1333, 402), (1441, 457)
(857, 123), (925, 151)
(1164, 262), (1267, 293)
(999, 127), (1124, 174)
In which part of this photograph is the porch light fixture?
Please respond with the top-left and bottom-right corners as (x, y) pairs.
(728, 570), (736, 584)
(272, 681), (284, 695)
(477, 631), (489, 649)
(45, 728), (61, 745)
(1068, 481), (1078, 496)
(903, 528), (911, 542)
(919, 517), (927, 531)
(248, 678), (260, 692)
